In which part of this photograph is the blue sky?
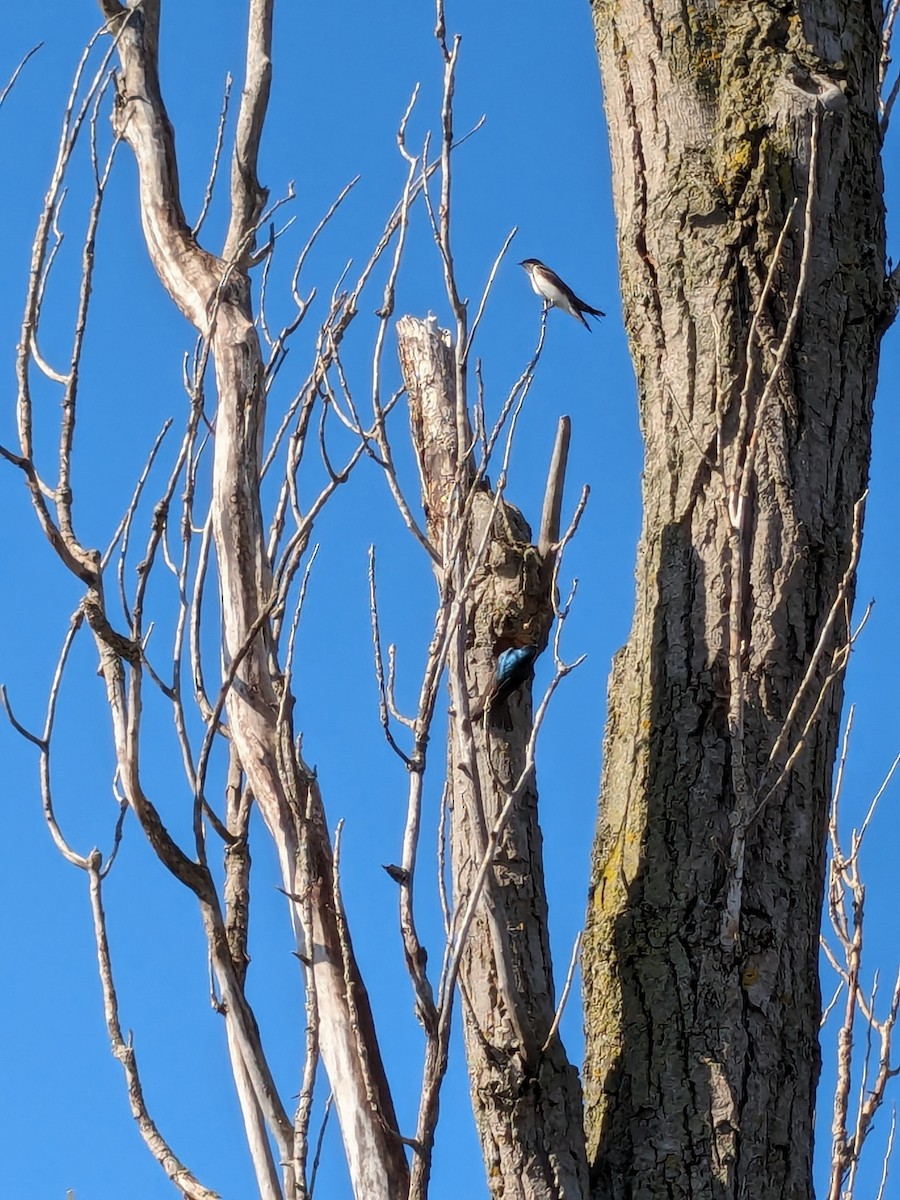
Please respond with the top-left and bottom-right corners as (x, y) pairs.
(1, 4), (898, 1199)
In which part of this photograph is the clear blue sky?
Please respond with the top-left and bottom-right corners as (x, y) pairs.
(1, 4), (898, 1199)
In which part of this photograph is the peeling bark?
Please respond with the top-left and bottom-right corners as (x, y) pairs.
(583, 2), (888, 1198)
(99, 4), (407, 1196)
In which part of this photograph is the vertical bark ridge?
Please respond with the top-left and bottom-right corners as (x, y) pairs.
(584, 2), (886, 1197)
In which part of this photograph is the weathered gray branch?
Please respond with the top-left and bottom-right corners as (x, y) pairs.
(223, 0), (273, 262)
(93, 7), (409, 1197)
(538, 415), (571, 557)
(88, 854), (221, 1200)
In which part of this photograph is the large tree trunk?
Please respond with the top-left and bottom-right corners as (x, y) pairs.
(583, 3), (888, 1198)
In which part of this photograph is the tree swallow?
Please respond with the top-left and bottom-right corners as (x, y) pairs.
(471, 644), (540, 721)
(519, 259), (605, 330)
(382, 863), (410, 885)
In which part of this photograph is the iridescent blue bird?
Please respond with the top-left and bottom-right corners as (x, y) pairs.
(472, 644), (539, 721)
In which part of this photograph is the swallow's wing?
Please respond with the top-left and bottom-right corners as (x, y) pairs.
(542, 265), (604, 318)
(539, 264), (571, 294)
(548, 268), (603, 316)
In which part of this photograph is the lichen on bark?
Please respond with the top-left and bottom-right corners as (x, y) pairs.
(584, 2), (887, 1197)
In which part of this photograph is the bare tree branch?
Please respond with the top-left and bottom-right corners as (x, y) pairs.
(87, 853), (221, 1200)
(824, 714), (900, 1200)
(193, 72), (233, 237)
(0, 43), (42, 110)
(224, 0), (273, 262)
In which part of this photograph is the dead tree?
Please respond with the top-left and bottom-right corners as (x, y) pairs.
(396, 314), (589, 1197)
(2, 4), (592, 1199)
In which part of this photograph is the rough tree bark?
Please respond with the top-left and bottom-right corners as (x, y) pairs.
(583, 3), (889, 1198)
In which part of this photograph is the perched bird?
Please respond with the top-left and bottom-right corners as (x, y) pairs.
(382, 863), (410, 885)
(472, 644), (540, 722)
(519, 258), (605, 330)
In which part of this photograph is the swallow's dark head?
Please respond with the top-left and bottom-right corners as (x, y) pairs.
(519, 259), (541, 270)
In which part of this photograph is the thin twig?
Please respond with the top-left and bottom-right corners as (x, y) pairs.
(308, 1095), (333, 1200)
(369, 546), (415, 765)
(193, 73), (233, 237)
(87, 854), (221, 1200)
(875, 1106), (896, 1200)
(541, 931), (582, 1053)
(0, 43), (42, 110)
(462, 226), (517, 366)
